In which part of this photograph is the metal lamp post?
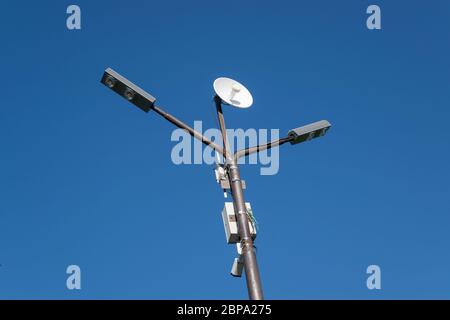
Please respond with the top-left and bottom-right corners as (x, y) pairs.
(100, 67), (331, 300)
(214, 95), (264, 299)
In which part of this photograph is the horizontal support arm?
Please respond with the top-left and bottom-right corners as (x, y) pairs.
(234, 136), (293, 161)
(152, 105), (224, 155)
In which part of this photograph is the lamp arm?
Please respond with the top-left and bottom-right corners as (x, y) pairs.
(234, 136), (293, 161)
(152, 105), (224, 155)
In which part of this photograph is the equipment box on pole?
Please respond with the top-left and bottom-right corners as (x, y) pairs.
(221, 202), (257, 244)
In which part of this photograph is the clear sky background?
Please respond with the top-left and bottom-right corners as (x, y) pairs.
(1, 1), (449, 299)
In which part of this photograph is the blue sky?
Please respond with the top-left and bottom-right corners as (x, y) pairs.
(0, 0), (449, 299)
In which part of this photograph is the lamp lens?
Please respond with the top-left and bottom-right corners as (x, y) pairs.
(105, 76), (115, 88)
(124, 88), (135, 100)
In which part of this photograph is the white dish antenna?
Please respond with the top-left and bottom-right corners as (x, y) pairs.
(213, 77), (253, 109)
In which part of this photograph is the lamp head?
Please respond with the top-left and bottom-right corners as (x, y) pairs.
(288, 120), (331, 145)
(101, 68), (156, 112)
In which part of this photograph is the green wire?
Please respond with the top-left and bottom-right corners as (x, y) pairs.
(246, 207), (259, 232)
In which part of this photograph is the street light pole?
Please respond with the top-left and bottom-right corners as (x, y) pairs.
(214, 95), (264, 300)
(100, 67), (331, 300)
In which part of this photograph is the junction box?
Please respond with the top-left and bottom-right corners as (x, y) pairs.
(221, 202), (257, 244)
